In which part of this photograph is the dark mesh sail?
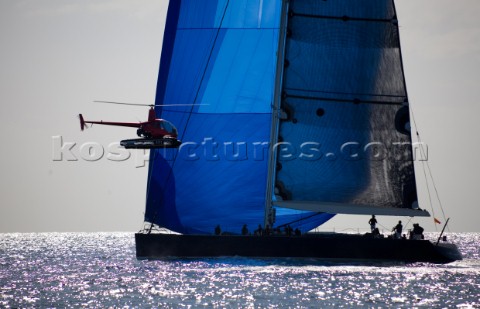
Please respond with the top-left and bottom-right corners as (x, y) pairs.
(275, 0), (418, 210)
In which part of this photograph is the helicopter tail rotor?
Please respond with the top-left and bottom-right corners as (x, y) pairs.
(79, 114), (86, 131)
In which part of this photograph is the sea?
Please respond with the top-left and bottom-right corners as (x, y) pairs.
(0, 232), (478, 308)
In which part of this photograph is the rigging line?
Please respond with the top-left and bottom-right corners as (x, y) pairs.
(377, 222), (390, 232)
(411, 104), (448, 223)
(393, 0), (446, 232)
(419, 136), (448, 226)
(421, 157), (436, 229)
(409, 104), (443, 231)
(290, 12), (396, 23)
(285, 93), (403, 105)
(177, 0), (230, 147)
(410, 104), (446, 217)
(156, 0), (231, 206)
(404, 216), (413, 231)
(426, 160), (448, 221)
(276, 212), (326, 229)
(144, 149), (160, 225)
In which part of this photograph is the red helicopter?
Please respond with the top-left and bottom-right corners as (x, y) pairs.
(79, 101), (197, 149)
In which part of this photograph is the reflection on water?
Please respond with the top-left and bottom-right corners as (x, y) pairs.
(0, 232), (478, 308)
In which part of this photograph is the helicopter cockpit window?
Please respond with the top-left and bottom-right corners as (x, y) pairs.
(161, 121), (178, 135)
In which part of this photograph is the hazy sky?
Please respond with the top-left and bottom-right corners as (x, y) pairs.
(1, 0), (479, 233)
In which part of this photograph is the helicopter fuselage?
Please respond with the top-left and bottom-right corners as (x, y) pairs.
(79, 107), (180, 146)
(136, 119), (178, 139)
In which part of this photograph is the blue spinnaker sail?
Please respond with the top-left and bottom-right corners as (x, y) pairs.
(145, 0), (333, 234)
(145, 0), (419, 234)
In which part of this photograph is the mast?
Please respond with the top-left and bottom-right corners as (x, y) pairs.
(264, 0), (290, 228)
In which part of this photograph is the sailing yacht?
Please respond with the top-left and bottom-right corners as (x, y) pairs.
(135, 0), (461, 263)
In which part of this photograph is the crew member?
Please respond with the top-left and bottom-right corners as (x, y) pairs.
(411, 223), (424, 240)
(265, 224), (271, 236)
(294, 228), (301, 236)
(241, 224), (249, 236)
(392, 220), (403, 239)
(285, 225), (293, 236)
(368, 215), (377, 232)
(254, 224), (263, 236)
(214, 225), (221, 236)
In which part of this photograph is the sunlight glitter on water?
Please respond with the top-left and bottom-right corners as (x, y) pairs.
(0, 232), (478, 308)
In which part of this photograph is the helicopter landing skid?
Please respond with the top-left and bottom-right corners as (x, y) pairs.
(120, 138), (181, 149)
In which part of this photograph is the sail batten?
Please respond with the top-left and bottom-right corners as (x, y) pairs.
(290, 13), (396, 23)
(284, 94), (405, 106)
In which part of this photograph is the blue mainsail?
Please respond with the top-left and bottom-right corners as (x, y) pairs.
(144, 0), (419, 235)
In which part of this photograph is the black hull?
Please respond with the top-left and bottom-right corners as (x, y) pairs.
(135, 233), (462, 264)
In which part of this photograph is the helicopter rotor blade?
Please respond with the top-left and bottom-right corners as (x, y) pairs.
(93, 100), (209, 107)
(93, 100), (150, 106)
